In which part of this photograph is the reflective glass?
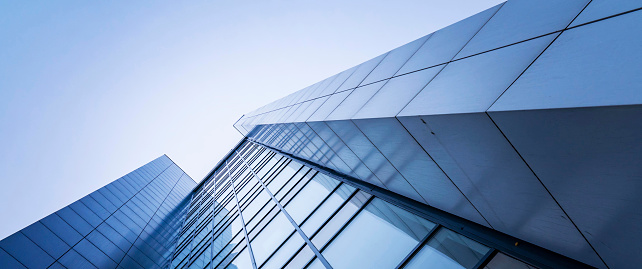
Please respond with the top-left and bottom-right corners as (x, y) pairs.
(404, 228), (490, 269)
(301, 184), (357, 236)
(320, 198), (436, 269)
(251, 211), (295, 266)
(284, 245), (315, 269)
(261, 232), (305, 269)
(484, 253), (538, 269)
(285, 174), (340, 224)
(266, 161), (300, 194)
(226, 247), (253, 269)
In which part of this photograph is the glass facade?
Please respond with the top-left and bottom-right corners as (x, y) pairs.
(4, 0), (634, 267)
(168, 141), (541, 269)
(0, 155), (196, 268)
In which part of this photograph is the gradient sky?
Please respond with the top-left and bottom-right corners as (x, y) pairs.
(0, 0), (504, 240)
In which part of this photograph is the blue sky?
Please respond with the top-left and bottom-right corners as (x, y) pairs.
(0, 0), (503, 240)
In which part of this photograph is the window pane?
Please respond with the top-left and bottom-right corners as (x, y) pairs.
(261, 232), (305, 269)
(301, 184), (356, 236)
(320, 198), (436, 269)
(251, 211), (296, 266)
(226, 247), (253, 269)
(484, 253), (538, 269)
(405, 228), (490, 269)
(267, 162), (302, 195)
(285, 174), (339, 224)
(284, 245), (315, 269)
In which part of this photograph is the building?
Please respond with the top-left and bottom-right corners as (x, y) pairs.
(2, 0), (641, 268)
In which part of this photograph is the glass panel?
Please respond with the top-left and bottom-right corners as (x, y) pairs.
(251, 211), (296, 266)
(301, 185), (357, 237)
(404, 228), (490, 269)
(285, 174), (340, 224)
(242, 189), (271, 221)
(284, 245), (315, 269)
(320, 198), (436, 269)
(261, 232), (305, 269)
(226, 247), (253, 269)
(266, 162), (301, 194)
(484, 253), (538, 269)
(309, 191), (370, 247)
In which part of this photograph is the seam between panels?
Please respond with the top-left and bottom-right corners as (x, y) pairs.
(317, 121), (387, 188)
(253, 140), (593, 269)
(486, 0), (593, 112)
(116, 172), (187, 268)
(241, 2), (642, 124)
(44, 162), (175, 268)
(394, 1), (504, 117)
(387, 117), (493, 228)
(167, 191), (196, 269)
(484, 111), (608, 269)
(224, 160), (259, 269)
(477, 1), (609, 265)
(236, 149), (334, 269)
(318, 53), (390, 123)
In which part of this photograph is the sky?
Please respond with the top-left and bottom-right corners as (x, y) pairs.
(0, 0), (504, 240)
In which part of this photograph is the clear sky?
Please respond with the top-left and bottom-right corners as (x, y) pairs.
(0, 0), (504, 240)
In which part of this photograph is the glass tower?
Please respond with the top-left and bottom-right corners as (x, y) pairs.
(2, 0), (641, 268)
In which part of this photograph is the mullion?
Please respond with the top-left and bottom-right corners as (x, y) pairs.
(394, 224), (441, 269)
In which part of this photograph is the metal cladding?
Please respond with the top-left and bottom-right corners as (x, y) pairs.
(234, 1), (642, 268)
(0, 156), (196, 268)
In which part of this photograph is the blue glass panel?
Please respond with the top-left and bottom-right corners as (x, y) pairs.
(87, 229), (127, 263)
(0, 232), (54, 268)
(56, 207), (94, 235)
(325, 81), (387, 121)
(335, 54), (388, 93)
(0, 248), (26, 269)
(69, 200), (103, 226)
(404, 228), (489, 269)
(484, 253), (538, 269)
(59, 249), (98, 268)
(40, 213), (83, 246)
(21, 221), (69, 259)
(320, 198), (436, 269)
(74, 239), (118, 268)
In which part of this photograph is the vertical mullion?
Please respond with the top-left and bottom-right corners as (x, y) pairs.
(225, 159), (259, 269)
(237, 151), (334, 269)
(394, 224), (441, 269)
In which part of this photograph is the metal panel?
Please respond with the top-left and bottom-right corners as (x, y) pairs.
(325, 120), (426, 204)
(398, 113), (604, 268)
(334, 53), (388, 93)
(353, 117), (491, 227)
(354, 66), (443, 120)
(359, 35), (431, 85)
(396, 3), (502, 75)
(490, 11), (642, 112)
(325, 81), (387, 121)
(570, 0), (642, 26)
(455, 0), (588, 59)
(399, 34), (556, 117)
(306, 121), (384, 188)
(307, 90), (352, 122)
(489, 105), (642, 269)
(292, 96), (329, 123)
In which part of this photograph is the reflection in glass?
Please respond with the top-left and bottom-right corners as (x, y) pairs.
(261, 232), (305, 269)
(404, 228), (489, 269)
(484, 253), (538, 269)
(301, 184), (356, 237)
(251, 212), (295, 266)
(226, 247), (253, 269)
(320, 198), (436, 269)
(285, 174), (339, 224)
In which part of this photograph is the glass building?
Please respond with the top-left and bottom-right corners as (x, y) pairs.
(2, 0), (641, 268)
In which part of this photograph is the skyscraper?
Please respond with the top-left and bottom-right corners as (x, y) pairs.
(2, 0), (641, 268)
